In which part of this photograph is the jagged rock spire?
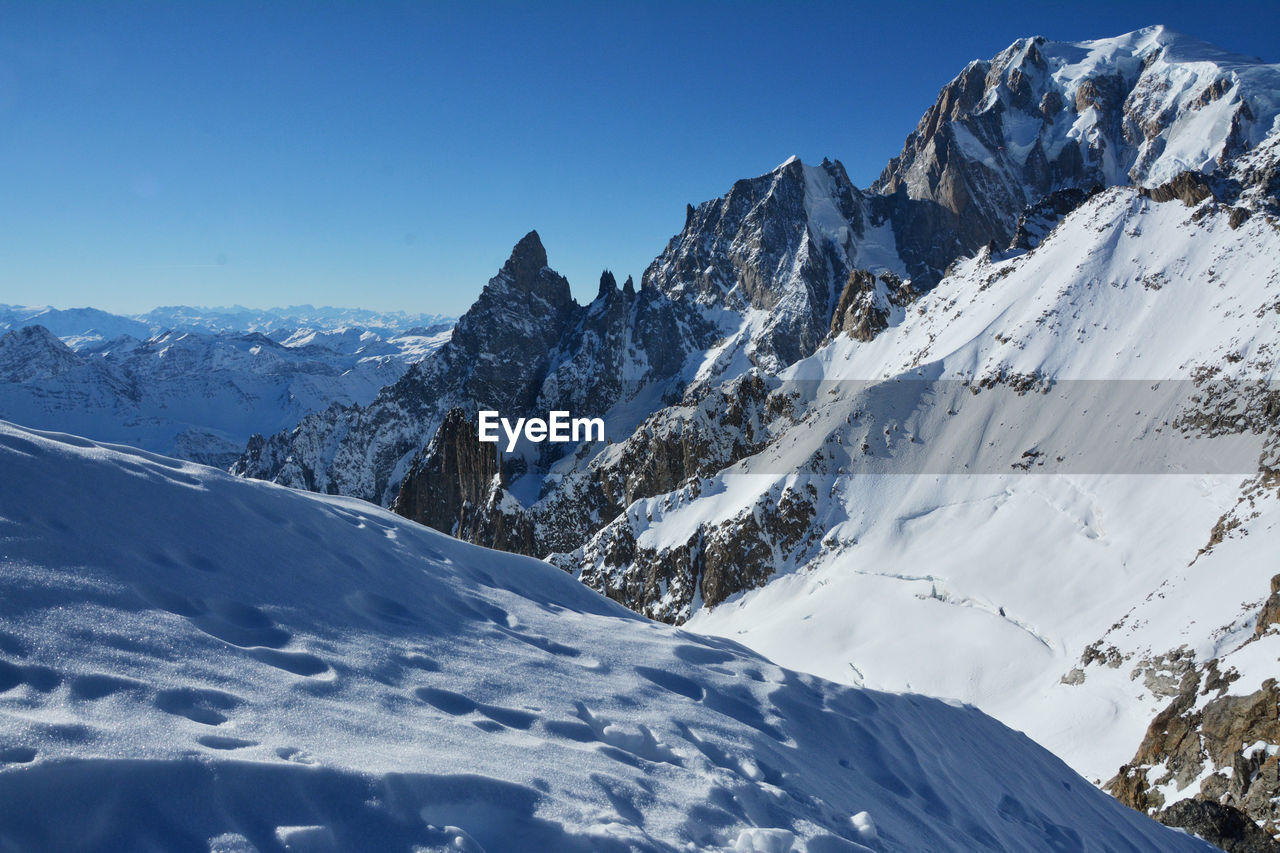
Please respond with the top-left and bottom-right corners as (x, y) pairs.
(501, 230), (550, 291)
(597, 270), (617, 300)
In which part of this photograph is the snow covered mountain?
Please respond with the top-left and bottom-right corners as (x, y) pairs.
(0, 320), (452, 466)
(876, 25), (1280, 282)
(223, 26), (1280, 848)
(0, 420), (1217, 851)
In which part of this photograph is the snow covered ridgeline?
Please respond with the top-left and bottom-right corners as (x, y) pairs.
(0, 422), (1212, 852)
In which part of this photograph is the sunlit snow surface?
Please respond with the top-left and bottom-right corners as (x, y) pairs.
(682, 188), (1280, 784)
(0, 422), (1211, 851)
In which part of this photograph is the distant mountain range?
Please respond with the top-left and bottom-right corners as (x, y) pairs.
(0, 303), (452, 348)
(0, 305), (453, 466)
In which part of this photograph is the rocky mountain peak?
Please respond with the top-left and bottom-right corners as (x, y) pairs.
(505, 228), (549, 279)
(455, 232), (575, 333)
(638, 155), (875, 376)
(2, 323), (67, 351)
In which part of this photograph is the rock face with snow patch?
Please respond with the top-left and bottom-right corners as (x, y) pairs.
(643, 157), (895, 375)
(392, 407), (534, 555)
(830, 269), (919, 342)
(0, 326), (86, 382)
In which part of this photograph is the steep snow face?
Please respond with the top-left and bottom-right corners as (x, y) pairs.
(579, 187), (1280, 782)
(0, 421), (1214, 852)
(814, 187), (1279, 382)
(0, 325), (446, 467)
(1057, 27), (1280, 185)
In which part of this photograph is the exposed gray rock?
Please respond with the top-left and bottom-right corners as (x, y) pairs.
(1158, 799), (1280, 853)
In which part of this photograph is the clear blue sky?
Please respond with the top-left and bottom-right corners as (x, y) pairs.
(1, 0), (1276, 316)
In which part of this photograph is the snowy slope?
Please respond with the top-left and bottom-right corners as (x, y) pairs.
(583, 185), (1280, 785)
(0, 420), (1213, 852)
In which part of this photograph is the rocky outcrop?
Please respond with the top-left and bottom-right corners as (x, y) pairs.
(1009, 185), (1103, 250)
(1109, 606), (1280, 843)
(829, 269), (918, 342)
(392, 409), (498, 537)
(573, 479), (821, 623)
(393, 408), (536, 556)
(1257, 575), (1280, 638)
(1158, 800), (1280, 853)
(1142, 170), (1217, 206)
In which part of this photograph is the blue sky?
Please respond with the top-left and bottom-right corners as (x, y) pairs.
(1, 1), (1276, 316)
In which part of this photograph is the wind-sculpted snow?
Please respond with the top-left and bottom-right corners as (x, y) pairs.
(0, 421), (1214, 852)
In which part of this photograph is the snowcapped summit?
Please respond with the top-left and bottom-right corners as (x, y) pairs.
(498, 229), (556, 293)
(875, 26), (1280, 280)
